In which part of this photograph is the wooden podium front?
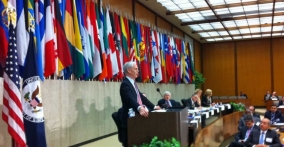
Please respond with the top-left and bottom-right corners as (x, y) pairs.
(127, 107), (188, 147)
(266, 100), (279, 111)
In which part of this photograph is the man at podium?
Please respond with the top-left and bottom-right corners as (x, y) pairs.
(120, 61), (161, 147)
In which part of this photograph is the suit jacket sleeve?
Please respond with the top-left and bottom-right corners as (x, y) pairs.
(186, 99), (194, 109)
(267, 130), (281, 147)
(140, 92), (155, 110)
(244, 130), (257, 147)
(157, 99), (164, 108)
(238, 118), (244, 131)
(235, 130), (242, 141)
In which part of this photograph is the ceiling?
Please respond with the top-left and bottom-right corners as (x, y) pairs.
(140, 0), (284, 43)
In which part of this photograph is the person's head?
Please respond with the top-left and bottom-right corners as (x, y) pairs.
(249, 106), (255, 113)
(270, 105), (277, 113)
(244, 115), (254, 129)
(272, 91), (276, 96)
(123, 61), (139, 80)
(204, 89), (212, 96)
(245, 109), (253, 116)
(282, 97), (284, 101)
(163, 91), (171, 101)
(194, 89), (202, 97)
(260, 118), (271, 131)
(191, 94), (198, 102)
(267, 90), (270, 94)
(240, 91), (243, 95)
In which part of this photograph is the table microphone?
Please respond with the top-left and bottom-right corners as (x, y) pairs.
(156, 88), (163, 99)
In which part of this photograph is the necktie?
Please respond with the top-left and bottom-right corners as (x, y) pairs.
(271, 113), (275, 122)
(134, 82), (143, 105)
(244, 128), (252, 141)
(166, 101), (171, 107)
(259, 132), (264, 144)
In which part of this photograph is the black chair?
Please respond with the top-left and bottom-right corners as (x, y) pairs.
(111, 109), (123, 143)
(181, 99), (188, 107)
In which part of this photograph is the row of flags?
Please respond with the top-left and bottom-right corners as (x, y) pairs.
(0, 0), (195, 84)
(0, 0), (195, 146)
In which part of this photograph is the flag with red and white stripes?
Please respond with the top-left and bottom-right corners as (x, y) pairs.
(2, 21), (27, 147)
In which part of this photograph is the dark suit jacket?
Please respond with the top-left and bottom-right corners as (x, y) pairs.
(120, 77), (155, 128)
(278, 100), (284, 107)
(201, 95), (213, 107)
(264, 110), (284, 123)
(235, 125), (260, 141)
(238, 116), (261, 131)
(185, 98), (195, 110)
(157, 99), (179, 108)
(264, 94), (271, 101)
(242, 113), (260, 118)
(244, 129), (281, 147)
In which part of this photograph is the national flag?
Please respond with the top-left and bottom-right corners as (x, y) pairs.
(120, 15), (129, 63)
(151, 30), (162, 83)
(106, 8), (118, 78)
(160, 33), (167, 83)
(138, 24), (149, 82)
(182, 40), (190, 83)
(188, 41), (195, 83)
(164, 34), (173, 81)
(97, 3), (108, 80)
(2, 21), (27, 147)
(22, 32), (47, 147)
(71, 0), (85, 78)
(0, 0), (8, 66)
(113, 12), (123, 80)
(173, 38), (181, 84)
(87, 0), (101, 78)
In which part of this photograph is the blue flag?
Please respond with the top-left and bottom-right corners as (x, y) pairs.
(22, 32), (47, 147)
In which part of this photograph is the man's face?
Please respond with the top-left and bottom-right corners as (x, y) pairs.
(249, 106), (255, 113)
(271, 106), (277, 113)
(273, 92), (276, 96)
(127, 64), (139, 79)
(192, 96), (197, 102)
(164, 94), (171, 101)
(245, 121), (254, 129)
(267, 91), (270, 94)
(260, 119), (270, 131)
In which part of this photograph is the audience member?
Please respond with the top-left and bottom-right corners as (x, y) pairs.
(239, 91), (247, 98)
(264, 105), (283, 124)
(194, 89), (202, 107)
(264, 90), (271, 101)
(246, 106), (260, 118)
(238, 109), (261, 131)
(244, 118), (281, 147)
(228, 115), (260, 147)
(157, 91), (179, 108)
(278, 97), (284, 107)
(185, 94), (199, 110)
(201, 89), (215, 107)
(269, 91), (279, 100)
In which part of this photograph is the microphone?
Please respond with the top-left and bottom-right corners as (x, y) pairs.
(156, 88), (163, 99)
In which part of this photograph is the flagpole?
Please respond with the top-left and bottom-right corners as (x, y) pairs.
(11, 138), (15, 147)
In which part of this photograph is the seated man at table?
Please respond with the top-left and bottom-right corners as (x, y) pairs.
(278, 97), (284, 107)
(264, 105), (284, 124)
(269, 91), (279, 100)
(157, 91), (180, 108)
(238, 109), (261, 131)
(243, 106), (260, 118)
(228, 115), (260, 147)
(185, 94), (200, 110)
(264, 90), (271, 101)
(244, 118), (281, 147)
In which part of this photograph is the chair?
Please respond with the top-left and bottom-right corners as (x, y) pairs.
(111, 109), (123, 143)
(181, 99), (188, 107)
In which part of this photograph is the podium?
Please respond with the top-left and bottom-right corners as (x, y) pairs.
(266, 100), (279, 111)
(127, 107), (188, 147)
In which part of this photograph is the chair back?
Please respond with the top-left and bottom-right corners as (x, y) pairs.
(112, 109), (123, 143)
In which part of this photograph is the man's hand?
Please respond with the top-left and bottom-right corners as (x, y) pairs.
(255, 144), (268, 147)
(154, 106), (161, 110)
(238, 140), (244, 142)
(139, 107), (149, 117)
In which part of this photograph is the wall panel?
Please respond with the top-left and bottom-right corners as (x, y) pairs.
(194, 40), (202, 73)
(157, 17), (171, 32)
(135, 2), (155, 26)
(107, 0), (133, 15)
(202, 42), (235, 96)
(272, 38), (284, 97)
(236, 39), (271, 106)
(173, 27), (183, 37)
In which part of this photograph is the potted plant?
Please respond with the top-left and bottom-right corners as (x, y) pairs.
(133, 136), (181, 147)
(193, 70), (205, 89)
(230, 102), (246, 112)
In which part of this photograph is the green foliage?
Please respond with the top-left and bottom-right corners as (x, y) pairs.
(193, 70), (205, 89)
(230, 102), (246, 112)
(133, 136), (181, 147)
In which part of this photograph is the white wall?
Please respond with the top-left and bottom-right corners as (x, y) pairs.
(0, 78), (194, 146)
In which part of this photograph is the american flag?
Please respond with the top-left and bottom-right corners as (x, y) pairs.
(2, 22), (26, 146)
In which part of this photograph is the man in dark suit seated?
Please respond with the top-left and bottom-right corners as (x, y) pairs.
(157, 91), (179, 108)
(264, 90), (271, 101)
(228, 115), (260, 147)
(119, 61), (161, 147)
(264, 105), (284, 124)
(244, 118), (282, 147)
(238, 109), (261, 131)
(278, 97), (284, 107)
(185, 94), (199, 110)
(243, 106), (260, 118)
(269, 91), (279, 100)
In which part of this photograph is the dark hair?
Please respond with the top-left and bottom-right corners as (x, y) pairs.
(244, 115), (254, 122)
(271, 104), (277, 107)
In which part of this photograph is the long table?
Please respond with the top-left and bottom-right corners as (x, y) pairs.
(214, 99), (251, 107)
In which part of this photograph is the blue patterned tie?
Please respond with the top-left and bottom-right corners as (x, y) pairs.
(259, 132), (264, 144)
